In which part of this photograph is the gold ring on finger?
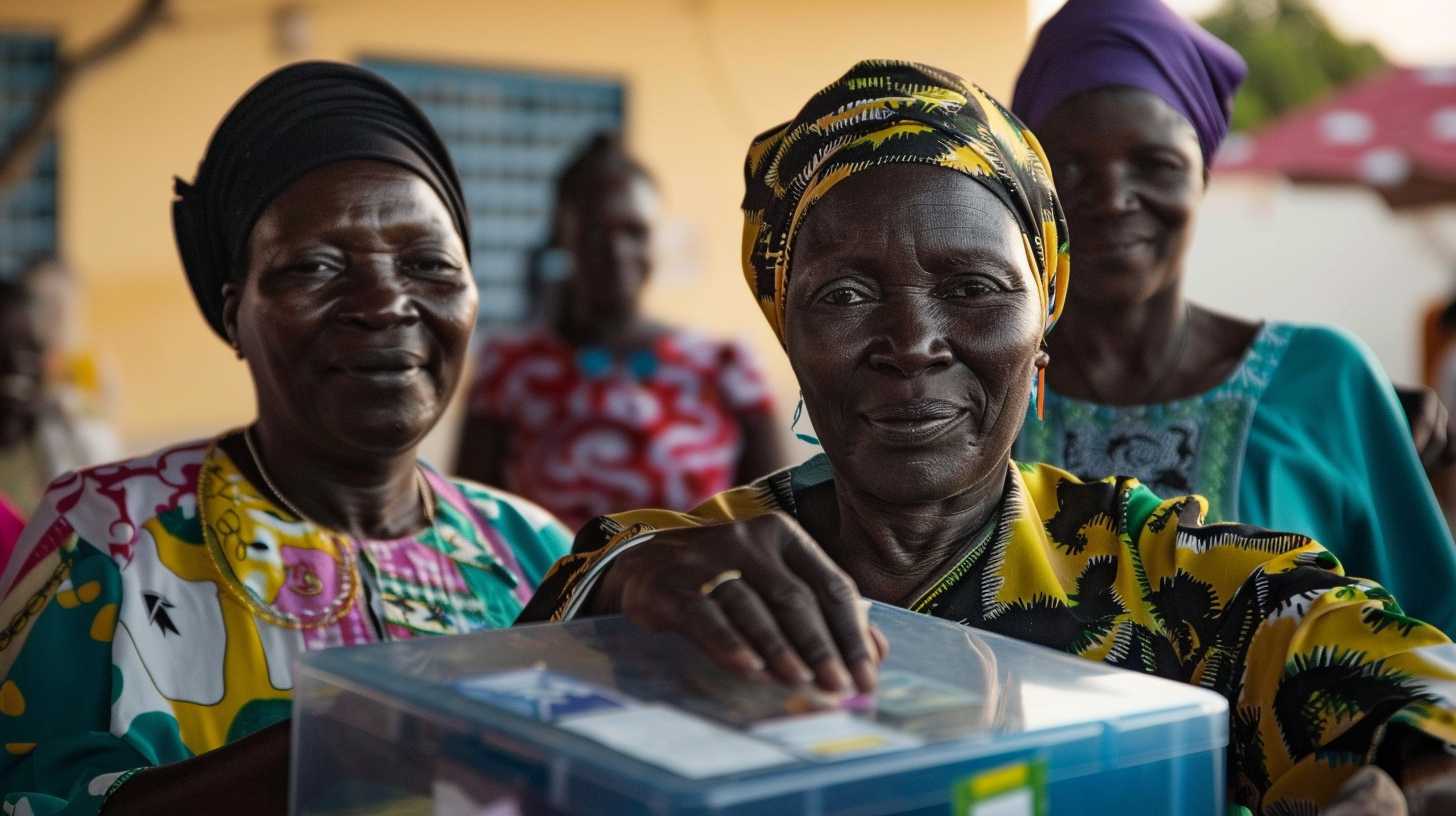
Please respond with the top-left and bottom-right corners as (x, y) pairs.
(699, 569), (743, 597)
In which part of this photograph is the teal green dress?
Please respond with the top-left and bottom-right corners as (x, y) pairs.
(1016, 322), (1456, 633)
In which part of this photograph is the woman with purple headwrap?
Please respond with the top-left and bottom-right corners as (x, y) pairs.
(1011, 0), (1456, 637)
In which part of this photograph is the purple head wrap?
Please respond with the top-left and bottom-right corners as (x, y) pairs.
(1011, 0), (1247, 165)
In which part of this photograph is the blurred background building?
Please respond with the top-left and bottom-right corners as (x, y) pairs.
(0, 0), (1453, 463)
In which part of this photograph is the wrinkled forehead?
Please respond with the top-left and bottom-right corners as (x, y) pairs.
(250, 160), (461, 246)
(791, 164), (1031, 282)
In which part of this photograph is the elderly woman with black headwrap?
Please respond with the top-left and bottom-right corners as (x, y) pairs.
(522, 60), (1456, 814)
(0, 62), (569, 815)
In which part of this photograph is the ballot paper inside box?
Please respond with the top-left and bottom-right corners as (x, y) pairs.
(291, 602), (1228, 816)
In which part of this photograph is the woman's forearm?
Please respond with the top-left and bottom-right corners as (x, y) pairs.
(102, 720), (290, 815)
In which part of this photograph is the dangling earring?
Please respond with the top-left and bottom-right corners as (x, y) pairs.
(1031, 339), (1050, 421)
(791, 393), (820, 446)
(1035, 365), (1047, 421)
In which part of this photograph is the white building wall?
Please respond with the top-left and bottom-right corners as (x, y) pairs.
(1184, 177), (1456, 384)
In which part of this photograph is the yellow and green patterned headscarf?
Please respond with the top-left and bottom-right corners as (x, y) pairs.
(741, 59), (1071, 344)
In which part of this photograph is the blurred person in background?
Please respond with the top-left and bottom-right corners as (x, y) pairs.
(0, 279), (42, 563)
(20, 255), (122, 425)
(1008, 0), (1456, 633)
(454, 133), (783, 532)
(0, 279), (45, 512)
(0, 274), (117, 517)
(0, 61), (569, 815)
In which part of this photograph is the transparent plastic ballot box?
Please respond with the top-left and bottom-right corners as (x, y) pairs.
(292, 601), (1228, 816)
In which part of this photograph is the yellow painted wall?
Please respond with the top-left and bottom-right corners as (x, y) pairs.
(0, 0), (1031, 462)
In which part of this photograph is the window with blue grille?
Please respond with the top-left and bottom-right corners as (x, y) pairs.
(0, 32), (59, 281)
(362, 58), (625, 326)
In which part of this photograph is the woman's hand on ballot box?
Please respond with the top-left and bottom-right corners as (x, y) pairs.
(586, 513), (886, 696)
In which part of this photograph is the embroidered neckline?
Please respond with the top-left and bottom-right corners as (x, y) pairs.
(1041, 322), (1293, 414)
(1018, 323), (1297, 518)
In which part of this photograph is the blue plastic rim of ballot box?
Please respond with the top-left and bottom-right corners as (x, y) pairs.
(291, 602), (1228, 815)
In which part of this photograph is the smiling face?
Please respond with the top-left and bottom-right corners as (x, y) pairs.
(0, 291), (44, 447)
(1035, 86), (1204, 309)
(785, 164), (1045, 505)
(224, 160), (477, 457)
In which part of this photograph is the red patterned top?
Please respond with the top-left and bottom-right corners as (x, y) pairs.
(468, 327), (775, 531)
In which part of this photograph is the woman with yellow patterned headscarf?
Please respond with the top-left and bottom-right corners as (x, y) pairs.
(739, 60), (1069, 358)
(521, 60), (1456, 814)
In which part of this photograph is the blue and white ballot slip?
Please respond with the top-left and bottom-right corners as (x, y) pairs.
(293, 602), (1228, 815)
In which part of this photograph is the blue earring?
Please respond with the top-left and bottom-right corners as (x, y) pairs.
(791, 394), (821, 446)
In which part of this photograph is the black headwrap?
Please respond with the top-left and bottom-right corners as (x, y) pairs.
(172, 61), (470, 340)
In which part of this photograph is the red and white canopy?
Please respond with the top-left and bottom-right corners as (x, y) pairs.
(1216, 66), (1456, 209)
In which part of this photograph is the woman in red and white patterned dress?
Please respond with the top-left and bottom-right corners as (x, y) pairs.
(454, 134), (783, 532)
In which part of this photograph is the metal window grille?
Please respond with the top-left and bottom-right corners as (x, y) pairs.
(362, 58), (625, 326)
(0, 32), (59, 281)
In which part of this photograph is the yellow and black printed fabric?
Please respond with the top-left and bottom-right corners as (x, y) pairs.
(524, 457), (1456, 814)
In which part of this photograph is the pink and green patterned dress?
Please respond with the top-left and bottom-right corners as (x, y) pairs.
(0, 435), (571, 815)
